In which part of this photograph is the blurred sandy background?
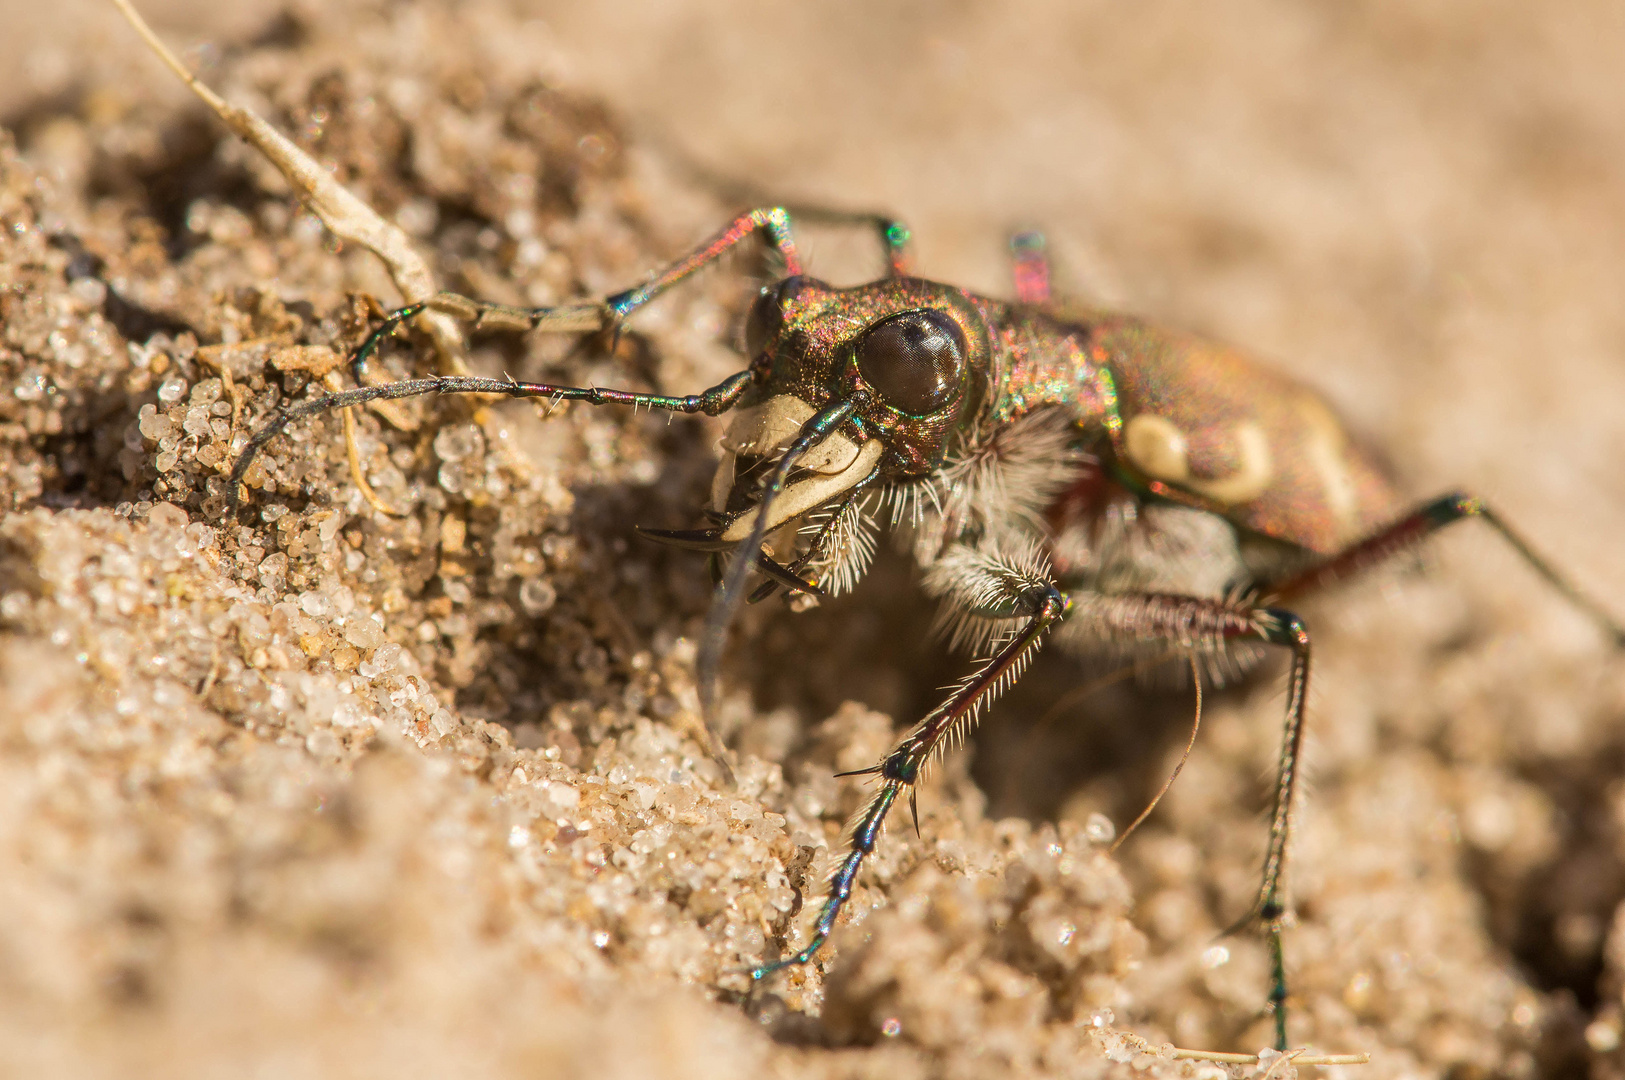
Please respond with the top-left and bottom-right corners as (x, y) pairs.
(5, 2), (1625, 1077)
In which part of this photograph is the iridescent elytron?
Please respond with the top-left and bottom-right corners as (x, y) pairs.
(230, 208), (1624, 1051)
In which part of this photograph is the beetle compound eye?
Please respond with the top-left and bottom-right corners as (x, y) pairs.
(856, 309), (967, 416)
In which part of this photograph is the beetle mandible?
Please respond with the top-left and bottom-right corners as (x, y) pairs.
(229, 206), (1625, 1052)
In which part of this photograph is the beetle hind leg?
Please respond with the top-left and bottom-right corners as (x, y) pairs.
(1263, 491), (1625, 644)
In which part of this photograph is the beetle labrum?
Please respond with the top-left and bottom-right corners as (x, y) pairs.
(228, 206), (1624, 1052)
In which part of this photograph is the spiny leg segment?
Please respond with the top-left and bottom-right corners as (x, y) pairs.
(751, 577), (1069, 981)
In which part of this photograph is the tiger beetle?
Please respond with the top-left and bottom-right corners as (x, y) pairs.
(229, 206), (1625, 1052)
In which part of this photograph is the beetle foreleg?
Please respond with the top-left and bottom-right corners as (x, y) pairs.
(751, 580), (1067, 984)
(1263, 492), (1625, 644)
(921, 535), (1062, 655)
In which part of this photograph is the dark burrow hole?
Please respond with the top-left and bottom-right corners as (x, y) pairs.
(1489, 747), (1625, 1011)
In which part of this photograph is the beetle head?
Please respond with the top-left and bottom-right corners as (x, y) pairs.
(708, 275), (991, 543)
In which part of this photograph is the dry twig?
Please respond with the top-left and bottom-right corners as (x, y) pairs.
(113, 0), (464, 516)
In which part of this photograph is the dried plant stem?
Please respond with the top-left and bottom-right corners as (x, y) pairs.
(112, 0), (468, 513)
(329, 377), (407, 518)
(1097, 1025), (1370, 1071)
(111, 0), (465, 369)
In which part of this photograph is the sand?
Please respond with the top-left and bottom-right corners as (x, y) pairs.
(3, 2), (1625, 1077)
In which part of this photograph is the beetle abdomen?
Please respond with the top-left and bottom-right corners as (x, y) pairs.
(1088, 315), (1398, 555)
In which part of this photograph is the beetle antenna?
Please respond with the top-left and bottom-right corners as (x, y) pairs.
(1111, 654), (1204, 853)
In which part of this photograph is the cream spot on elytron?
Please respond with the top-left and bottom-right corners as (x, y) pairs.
(1123, 414), (1273, 506)
(1298, 397), (1360, 542)
(1123, 414), (1190, 482)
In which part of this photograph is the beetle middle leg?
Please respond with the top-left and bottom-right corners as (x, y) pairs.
(1056, 591), (1312, 1052)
